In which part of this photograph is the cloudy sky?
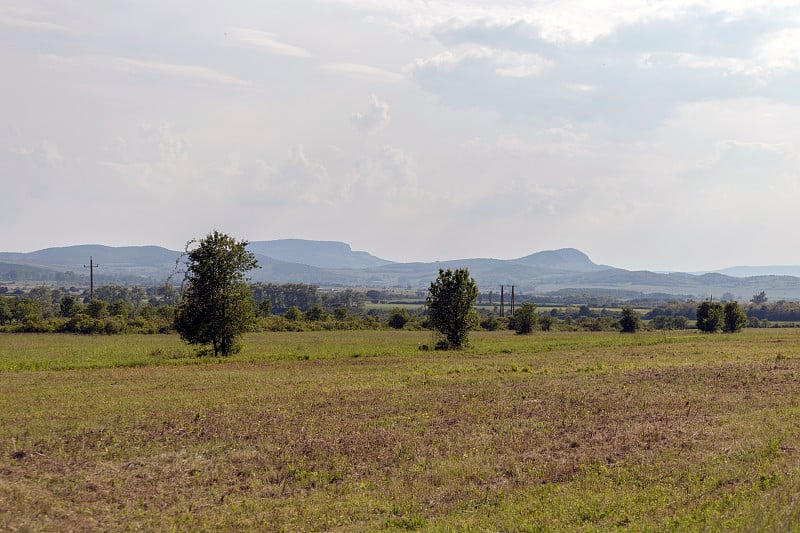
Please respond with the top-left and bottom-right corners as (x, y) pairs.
(3, 0), (800, 271)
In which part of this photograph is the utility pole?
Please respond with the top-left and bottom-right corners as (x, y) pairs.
(500, 285), (505, 317)
(511, 285), (515, 316)
(84, 256), (99, 300)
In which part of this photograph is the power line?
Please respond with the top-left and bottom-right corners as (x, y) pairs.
(83, 256), (99, 300)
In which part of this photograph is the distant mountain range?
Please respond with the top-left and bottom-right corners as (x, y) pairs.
(2, 239), (800, 300)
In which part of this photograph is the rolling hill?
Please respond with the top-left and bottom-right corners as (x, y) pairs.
(1, 240), (799, 300)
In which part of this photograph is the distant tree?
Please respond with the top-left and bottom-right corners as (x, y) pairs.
(60, 295), (82, 318)
(174, 231), (259, 357)
(304, 304), (326, 321)
(539, 314), (554, 331)
(0, 297), (11, 324)
(696, 301), (724, 333)
(257, 299), (271, 318)
(426, 268), (478, 349)
(619, 307), (641, 333)
(388, 308), (410, 329)
(86, 299), (108, 319)
(12, 298), (43, 326)
(723, 301), (747, 333)
(108, 300), (133, 319)
(751, 291), (768, 305)
(512, 303), (538, 334)
(480, 315), (503, 331)
(284, 306), (303, 321)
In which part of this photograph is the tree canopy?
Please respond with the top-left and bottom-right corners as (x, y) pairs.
(426, 268), (478, 349)
(512, 302), (538, 334)
(696, 301), (724, 333)
(619, 307), (641, 333)
(174, 231), (259, 356)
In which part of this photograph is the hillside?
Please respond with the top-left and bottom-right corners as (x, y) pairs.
(2, 240), (800, 299)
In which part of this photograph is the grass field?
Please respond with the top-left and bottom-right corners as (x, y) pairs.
(1, 329), (799, 531)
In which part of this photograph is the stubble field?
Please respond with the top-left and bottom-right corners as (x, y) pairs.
(1, 329), (799, 531)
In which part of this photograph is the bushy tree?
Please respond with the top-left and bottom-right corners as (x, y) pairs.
(619, 307), (641, 333)
(257, 299), (271, 318)
(723, 301), (747, 333)
(86, 299), (108, 319)
(751, 291), (768, 305)
(174, 231), (259, 356)
(696, 301), (724, 333)
(284, 306), (303, 321)
(304, 304), (326, 321)
(512, 303), (538, 334)
(0, 297), (11, 325)
(388, 308), (410, 329)
(60, 295), (82, 318)
(426, 268), (478, 349)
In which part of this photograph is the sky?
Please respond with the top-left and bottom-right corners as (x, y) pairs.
(3, 0), (800, 272)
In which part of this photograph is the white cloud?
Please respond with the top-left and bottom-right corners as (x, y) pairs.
(40, 54), (249, 87)
(323, 63), (404, 83)
(351, 95), (391, 135)
(228, 28), (313, 58)
(100, 121), (196, 195)
(756, 27), (800, 71)
(0, 5), (72, 33)
(411, 46), (551, 78)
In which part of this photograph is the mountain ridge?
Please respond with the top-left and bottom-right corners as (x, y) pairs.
(2, 240), (800, 299)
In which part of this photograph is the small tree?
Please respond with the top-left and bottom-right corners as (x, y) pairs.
(512, 303), (538, 334)
(426, 268), (478, 349)
(257, 299), (271, 318)
(696, 301), (724, 333)
(751, 291), (768, 305)
(723, 301), (747, 333)
(305, 304), (326, 321)
(174, 231), (259, 356)
(388, 308), (410, 329)
(619, 307), (641, 333)
(284, 306), (302, 321)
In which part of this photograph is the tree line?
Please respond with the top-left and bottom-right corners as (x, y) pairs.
(0, 231), (781, 354)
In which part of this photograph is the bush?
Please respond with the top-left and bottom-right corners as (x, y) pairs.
(512, 303), (538, 334)
(619, 307), (641, 333)
(696, 301), (724, 333)
(388, 308), (410, 329)
(723, 301), (747, 333)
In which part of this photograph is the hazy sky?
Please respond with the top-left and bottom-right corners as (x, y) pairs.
(3, 1), (800, 271)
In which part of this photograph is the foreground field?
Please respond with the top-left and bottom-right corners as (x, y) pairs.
(1, 330), (799, 531)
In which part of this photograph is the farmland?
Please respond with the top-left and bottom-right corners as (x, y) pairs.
(1, 330), (799, 531)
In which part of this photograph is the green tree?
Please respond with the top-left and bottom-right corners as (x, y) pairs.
(723, 301), (747, 333)
(304, 304), (326, 321)
(284, 306), (302, 321)
(0, 296), (12, 325)
(86, 299), (108, 319)
(426, 268), (478, 349)
(257, 299), (271, 318)
(751, 291), (768, 305)
(60, 295), (82, 318)
(619, 307), (641, 333)
(108, 300), (133, 319)
(174, 231), (259, 357)
(696, 301), (724, 333)
(388, 308), (410, 329)
(512, 303), (538, 334)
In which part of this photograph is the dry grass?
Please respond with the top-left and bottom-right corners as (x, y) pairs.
(1, 329), (799, 531)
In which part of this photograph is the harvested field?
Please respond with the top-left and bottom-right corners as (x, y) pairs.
(1, 329), (799, 531)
